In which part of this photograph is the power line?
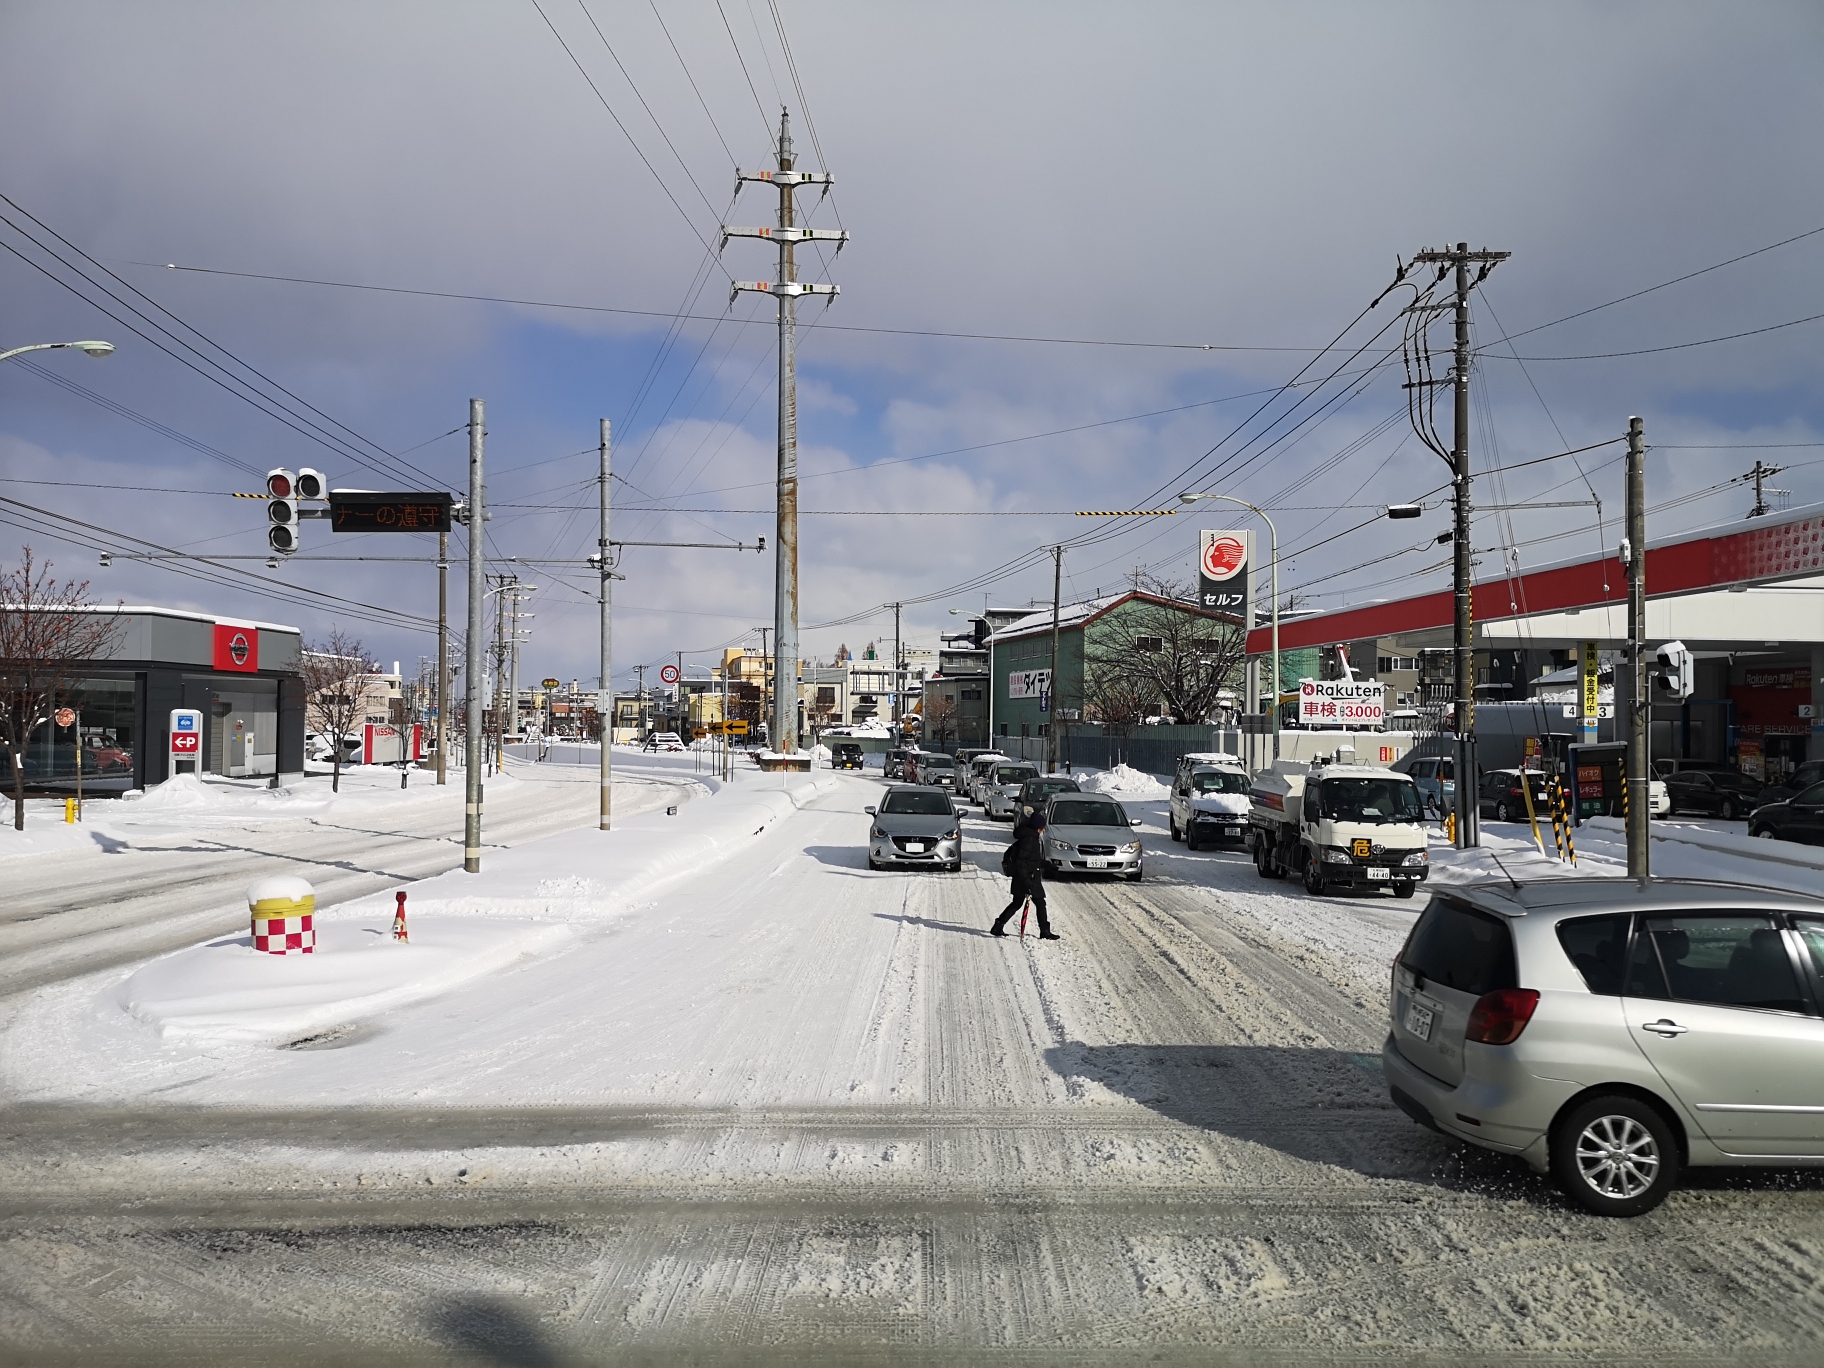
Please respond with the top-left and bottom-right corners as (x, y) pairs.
(1487, 308), (1824, 361)
(647, 0), (738, 165)
(715, 0), (776, 150)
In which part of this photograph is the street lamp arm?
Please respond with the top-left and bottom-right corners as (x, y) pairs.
(0, 340), (115, 364)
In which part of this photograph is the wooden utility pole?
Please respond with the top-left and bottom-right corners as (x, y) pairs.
(1626, 416), (1650, 881)
(726, 110), (846, 756)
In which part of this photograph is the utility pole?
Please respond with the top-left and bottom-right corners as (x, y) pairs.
(1412, 242), (1509, 849)
(726, 109), (847, 757)
(508, 584), (522, 743)
(891, 603), (902, 732)
(609, 417), (623, 831)
(436, 529), (448, 785)
(1048, 546), (1062, 773)
(463, 399), (485, 873)
(676, 650), (685, 734)
(635, 664), (647, 739)
(1747, 458), (1784, 518)
(1626, 416), (1650, 882)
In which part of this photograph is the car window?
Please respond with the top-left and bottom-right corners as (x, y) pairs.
(879, 790), (953, 816)
(1796, 782), (1824, 806)
(1191, 771), (1249, 794)
(922, 755), (955, 768)
(1050, 800), (1127, 826)
(1794, 918), (1824, 979)
(1637, 915), (1806, 1013)
(997, 767), (1037, 784)
(1557, 913), (1630, 995)
(1401, 899), (1517, 996)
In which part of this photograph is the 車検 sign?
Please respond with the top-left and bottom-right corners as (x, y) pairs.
(1297, 678), (1386, 729)
(1198, 529), (1253, 620)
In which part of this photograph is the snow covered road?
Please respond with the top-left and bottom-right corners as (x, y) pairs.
(3, 769), (1824, 1362)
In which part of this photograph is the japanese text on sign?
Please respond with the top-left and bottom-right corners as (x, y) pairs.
(1007, 668), (1052, 701)
(329, 492), (454, 533)
(1297, 678), (1385, 729)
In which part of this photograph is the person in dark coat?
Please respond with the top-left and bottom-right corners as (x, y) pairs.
(993, 810), (1057, 939)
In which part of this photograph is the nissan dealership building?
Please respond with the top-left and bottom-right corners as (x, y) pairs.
(4, 605), (306, 794)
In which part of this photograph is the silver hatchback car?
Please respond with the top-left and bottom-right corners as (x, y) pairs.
(1384, 878), (1824, 1216)
(865, 784), (963, 872)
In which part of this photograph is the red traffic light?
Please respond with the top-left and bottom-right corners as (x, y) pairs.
(266, 469), (294, 499)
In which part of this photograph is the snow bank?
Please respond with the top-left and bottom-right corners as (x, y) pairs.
(118, 918), (572, 1043)
(1079, 764), (1170, 801)
(0, 815), (96, 862)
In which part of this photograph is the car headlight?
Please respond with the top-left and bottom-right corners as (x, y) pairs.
(1122, 841), (1141, 854)
(1051, 839), (1075, 853)
(1401, 851), (1428, 866)
(1322, 847), (1354, 864)
(873, 827), (887, 839)
(944, 828), (960, 841)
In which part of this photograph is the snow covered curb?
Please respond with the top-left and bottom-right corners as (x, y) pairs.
(1585, 814), (1824, 873)
(117, 919), (573, 1044)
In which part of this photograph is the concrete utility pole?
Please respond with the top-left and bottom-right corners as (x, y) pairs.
(891, 603), (902, 731)
(463, 399), (485, 873)
(726, 109), (847, 756)
(1412, 242), (1509, 849)
(634, 664), (647, 738)
(1048, 546), (1063, 774)
(508, 585), (521, 743)
(1626, 416), (1650, 882)
(598, 418), (613, 830)
(1746, 458), (1784, 519)
(436, 529), (448, 785)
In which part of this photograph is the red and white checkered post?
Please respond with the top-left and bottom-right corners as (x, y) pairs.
(247, 875), (315, 955)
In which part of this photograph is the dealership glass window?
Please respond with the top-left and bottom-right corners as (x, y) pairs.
(1, 675), (137, 785)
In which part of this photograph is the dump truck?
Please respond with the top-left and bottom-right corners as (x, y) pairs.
(1248, 757), (1430, 898)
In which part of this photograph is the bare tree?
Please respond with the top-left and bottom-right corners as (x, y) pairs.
(0, 549), (120, 830)
(1081, 579), (1246, 732)
(301, 628), (375, 793)
(923, 693), (960, 751)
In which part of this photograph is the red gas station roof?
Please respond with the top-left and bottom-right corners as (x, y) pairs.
(1244, 503), (1824, 655)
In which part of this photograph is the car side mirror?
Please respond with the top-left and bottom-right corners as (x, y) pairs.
(1131, 818), (1143, 828)
(864, 805), (876, 815)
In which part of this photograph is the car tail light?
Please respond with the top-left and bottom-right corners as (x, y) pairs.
(1465, 988), (1540, 1045)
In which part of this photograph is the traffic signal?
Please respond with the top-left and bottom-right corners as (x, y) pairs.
(1651, 640), (1694, 701)
(294, 467), (325, 501)
(267, 468), (299, 555)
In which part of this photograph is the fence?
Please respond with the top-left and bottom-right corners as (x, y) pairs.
(977, 727), (1242, 777)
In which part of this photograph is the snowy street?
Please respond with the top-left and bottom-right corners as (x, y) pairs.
(3, 763), (1824, 1361)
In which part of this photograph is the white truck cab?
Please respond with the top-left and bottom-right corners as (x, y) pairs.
(1249, 758), (1429, 898)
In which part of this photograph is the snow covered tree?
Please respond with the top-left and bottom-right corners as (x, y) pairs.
(302, 629), (375, 793)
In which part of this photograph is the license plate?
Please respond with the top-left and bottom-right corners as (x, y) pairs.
(1403, 1000), (1434, 1041)
(1225, 826), (1241, 837)
(906, 842), (925, 853)
(1366, 866), (1390, 881)
(1086, 857), (1109, 869)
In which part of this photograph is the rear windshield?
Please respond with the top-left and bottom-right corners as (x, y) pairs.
(881, 790), (952, 815)
(1402, 899), (1517, 996)
(997, 767), (1038, 783)
(1191, 771), (1249, 794)
(921, 755), (955, 768)
(1026, 780), (1078, 795)
(1050, 800), (1127, 827)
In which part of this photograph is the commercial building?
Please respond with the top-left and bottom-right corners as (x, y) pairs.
(1, 605), (304, 793)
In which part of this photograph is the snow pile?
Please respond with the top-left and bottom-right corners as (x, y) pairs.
(116, 772), (244, 811)
(811, 743), (832, 761)
(0, 815), (97, 862)
(1079, 765), (1170, 801)
(118, 918), (572, 1043)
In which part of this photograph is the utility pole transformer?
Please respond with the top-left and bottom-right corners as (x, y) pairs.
(1411, 242), (1509, 849)
(1626, 416), (1650, 881)
(725, 109), (847, 756)
(463, 399), (485, 873)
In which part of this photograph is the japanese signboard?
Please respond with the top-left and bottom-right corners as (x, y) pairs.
(1297, 678), (1385, 729)
(1007, 668), (1052, 705)
(1580, 641), (1600, 742)
(169, 708), (203, 759)
(1198, 529), (1253, 621)
(329, 492), (454, 533)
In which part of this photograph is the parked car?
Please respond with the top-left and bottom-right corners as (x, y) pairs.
(641, 732), (686, 753)
(1758, 760), (1824, 810)
(1042, 794), (1143, 880)
(1014, 775), (1081, 824)
(964, 752), (1009, 804)
(1749, 782), (1824, 844)
(1171, 751), (1242, 792)
(307, 733), (363, 764)
(1477, 769), (1553, 823)
(982, 763), (1041, 820)
(864, 785), (962, 872)
(1663, 767), (1760, 819)
(1385, 878), (1824, 1216)
(1169, 764), (1252, 849)
(910, 752), (960, 790)
(884, 748), (912, 780)
(830, 742), (864, 770)
(1397, 754), (1457, 814)
(954, 748), (994, 773)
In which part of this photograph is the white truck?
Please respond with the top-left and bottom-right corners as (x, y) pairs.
(1248, 758), (1430, 898)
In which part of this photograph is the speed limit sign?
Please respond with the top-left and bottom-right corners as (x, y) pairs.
(659, 664), (680, 685)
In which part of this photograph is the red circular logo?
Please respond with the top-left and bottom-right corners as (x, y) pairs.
(229, 632), (250, 665)
(1201, 535), (1247, 581)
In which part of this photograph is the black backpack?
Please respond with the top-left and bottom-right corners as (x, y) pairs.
(1001, 839), (1018, 876)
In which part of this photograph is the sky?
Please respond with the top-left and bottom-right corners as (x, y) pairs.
(2, 1), (1822, 695)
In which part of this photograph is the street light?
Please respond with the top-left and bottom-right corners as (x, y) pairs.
(1179, 491), (1280, 760)
(0, 339), (114, 364)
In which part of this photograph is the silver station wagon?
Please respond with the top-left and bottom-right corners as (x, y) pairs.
(1384, 878), (1824, 1216)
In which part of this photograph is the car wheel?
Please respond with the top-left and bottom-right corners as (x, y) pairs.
(867, 856), (881, 871)
(1495, 801), (1513, 823)
(1254, 840), (1273, 880)
(1169, 817), (1181, 842)
(1302, 858), (1325, 896)
(1752, 825), (1776, 839)
(1126, 868), (1142, 883)
(1551, 1094), (1680, 1217)
(1394, 880), (1416, 899)
(1186, 834), (1200, 852)
(1719, 798), (1737, 821)
(947, 860), (961, 873)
